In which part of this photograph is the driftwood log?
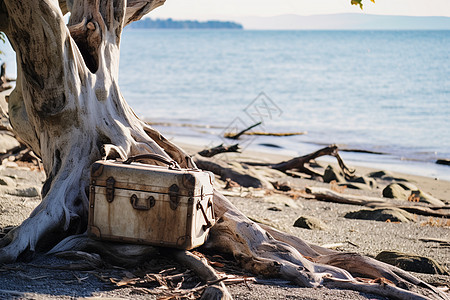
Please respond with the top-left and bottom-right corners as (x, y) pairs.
(195, 145), (354, 188)
(306, 187), (450, 218)
(0, 1), (448, 299)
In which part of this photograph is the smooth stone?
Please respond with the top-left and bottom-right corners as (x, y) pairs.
(344, 208), (415, 223)
(375, 251), (449, 275)
(6, 186), (41, 197)
(367, 170), (408, 182)
(339, 182), (372, 191)
(367, 170), (394, 179)
(349, 176), (377, 188)
(294, 216), (328, 230)
(382, 176), (409, 182)
(383, 183), (409, 200)
(323, 165), (346, 183)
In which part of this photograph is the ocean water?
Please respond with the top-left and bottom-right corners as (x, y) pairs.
(2, 30), (449, 179)
(119, 30), (450, 179)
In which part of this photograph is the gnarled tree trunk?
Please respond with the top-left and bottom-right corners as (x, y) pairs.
(0, 1), (447, 299)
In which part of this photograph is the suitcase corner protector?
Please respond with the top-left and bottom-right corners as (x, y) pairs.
(88, 225), (102, 239)
(91, 162), (105, 178)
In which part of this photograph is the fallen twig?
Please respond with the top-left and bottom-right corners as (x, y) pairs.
(241, 131), (307, 137)
(198, 144), (240, 157)
(224, 122), (262, 140)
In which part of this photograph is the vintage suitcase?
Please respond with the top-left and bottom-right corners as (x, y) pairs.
(88, 154), (215, 250)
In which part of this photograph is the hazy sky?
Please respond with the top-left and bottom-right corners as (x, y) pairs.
(150, 0), (450, 20)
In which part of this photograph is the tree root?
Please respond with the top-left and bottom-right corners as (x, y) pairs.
(171, 250), (232, 300)
(43, 191), (448, 299)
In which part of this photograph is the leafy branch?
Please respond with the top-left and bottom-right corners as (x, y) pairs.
(351, 0), (375, 10)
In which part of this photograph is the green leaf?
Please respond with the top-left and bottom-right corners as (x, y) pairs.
(351, 0), (364, 9)
(351, 0), (375, 10)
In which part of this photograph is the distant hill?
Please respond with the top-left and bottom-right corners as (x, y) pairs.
(232, 13), (450, 30)
(128, 18), (243, 29)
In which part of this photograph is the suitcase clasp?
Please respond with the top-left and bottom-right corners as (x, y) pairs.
(106, 176), (115, 203)
(169, 184), (180, 210)
(197, 199), (214, 231)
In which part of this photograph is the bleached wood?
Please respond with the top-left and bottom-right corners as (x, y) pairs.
(0, 1), (447, 299)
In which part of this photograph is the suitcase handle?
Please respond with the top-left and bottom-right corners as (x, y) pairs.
(123, 154), (181, 169)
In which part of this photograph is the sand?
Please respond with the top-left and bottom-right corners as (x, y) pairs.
(0, 141), (449, 299)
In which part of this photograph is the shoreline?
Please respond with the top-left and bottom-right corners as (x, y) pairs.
(152, 121), (450, 182)
(175, 138), (450, 203)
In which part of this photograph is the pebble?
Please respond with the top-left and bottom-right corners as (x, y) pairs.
(293, 216), (329, 230)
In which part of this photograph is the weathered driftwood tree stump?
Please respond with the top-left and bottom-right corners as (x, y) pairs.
(0, 1), (447, 299)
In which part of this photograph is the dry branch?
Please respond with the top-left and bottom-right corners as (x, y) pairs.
(224, 122), (262, 140)
(306, 187), (450, 218)
(244, 145), (354, 179)
(198, 144), (240, 158)
(194, 156), (267, 188)
(241, 131), (307, 137)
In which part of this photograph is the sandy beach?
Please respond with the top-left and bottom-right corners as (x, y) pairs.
(0, 133), (449, 299)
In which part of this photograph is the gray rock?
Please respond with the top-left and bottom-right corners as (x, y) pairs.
(323, 165), (345, 183)
(344, 208), (415, 223)
(0, 133), (20, 154)
(367, 170), (394, 179)
(294, 216), (328, 230)
(375, 251), (449, 275)
(367, 170), (408, 182)
(349, 176), (377, 188)
(6, 186), (41, 197)
(341, 182), (372, 191)
(382, 183), (409, 200)
(436, 159), (450, 166)
(0, 175), (15, 186)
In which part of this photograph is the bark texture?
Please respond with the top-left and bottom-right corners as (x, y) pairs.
(0, 0), (191, 262)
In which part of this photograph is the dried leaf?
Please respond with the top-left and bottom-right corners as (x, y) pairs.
(209, 261), (225, 268)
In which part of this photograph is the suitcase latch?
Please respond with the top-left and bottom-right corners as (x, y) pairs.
(169, 184), (180, 210)
(197, 199), (214, 231)
(106, 176), (115, 203)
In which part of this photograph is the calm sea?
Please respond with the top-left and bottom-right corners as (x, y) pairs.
(119, 30), (450, 180)
(2, 30), (449, 179)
